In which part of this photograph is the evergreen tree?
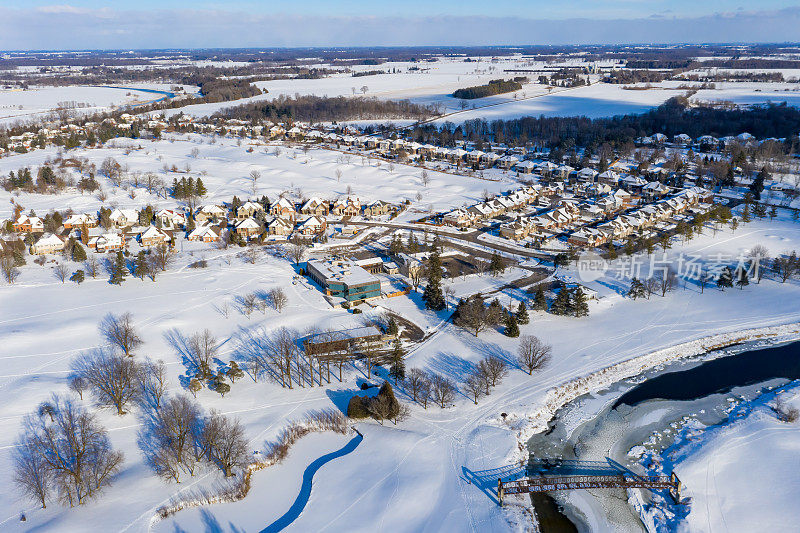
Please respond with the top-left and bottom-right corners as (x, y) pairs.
(195, 178), (207, 197)
(134, 251), (148, 280)
(741, 203), (751, 223)
(515, 301), (530, 324)
(504, 313), (520, 337)
(70, 269), (85, 284)
(532, 286), (547, 311)
(388, 337), (406, 383)
(769, 205), (778, 220)
(489, 252), (505, 276)
(72, 241), (87, 262)
(422, 250), (446, 311)
(572, 287), (589, 317)
(717, 266), (734, 290)
(550, 287), (571, 315)
(109, 251), (127, 285)
(627, 277), (647, 300)
(386, 316), (399, 336)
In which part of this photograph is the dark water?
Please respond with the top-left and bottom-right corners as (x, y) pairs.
(531, 493), (579, 533)
(614, 340), (800, 408)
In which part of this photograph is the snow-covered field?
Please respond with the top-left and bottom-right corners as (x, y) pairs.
(0, 134), (518, 221)
(675, 388), (800, 533)
(0, 86), (181, 128)
(1, 132), (800, 531)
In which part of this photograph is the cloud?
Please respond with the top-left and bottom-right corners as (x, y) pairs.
(1, 6), (799, 49)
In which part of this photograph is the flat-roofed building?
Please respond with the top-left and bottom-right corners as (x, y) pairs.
(306, 259), (382, 303)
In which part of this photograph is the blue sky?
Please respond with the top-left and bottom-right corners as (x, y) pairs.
(8, 0), (796, 19)
(0, 2), (799, 49)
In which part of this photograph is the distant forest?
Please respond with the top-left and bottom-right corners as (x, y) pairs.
(214, 95), (437, 123)
(402, 97), (800, 150)
(452, 79), (524, 99)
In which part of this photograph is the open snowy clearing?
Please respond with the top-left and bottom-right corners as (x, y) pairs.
(0, 86), (179, 128)
(675, 388), (800, 533)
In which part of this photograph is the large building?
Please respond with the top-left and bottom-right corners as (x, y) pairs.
(306, 259), (381, 303)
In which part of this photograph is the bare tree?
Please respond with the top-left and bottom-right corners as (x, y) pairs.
(463, 371), (486, 404)
(202, 410), (248, 477)
(72, 349), (142, 415)
(335, 168), (342, 182)
(142, 395), (201, 480)
(656, 267), (677, 297)
(187, 329), (218, 378)
(54, 263), (69, 283)
(287, 235), (307, 266)
(99, 312), (142, 357)
(480, 356), (508, 387)
(14, 396), (123, 507)
(249, 170), (261, 196)
(84, 256), (99, 278)
(405, 368), (429, 406)
(366, 392), (393, 425)
(150, 244), (174, 272)
(68, 374), (88, 400)
(431, 374), (456, 408)
(139, 359), (168, 409)
(268, 287), (288, 312)
(421, 169), (430, 187)
(1, 257), (20, 284)
(269, 327), (300, 388)
(12, 438), (50, 508)
(517, 335), (552, 375)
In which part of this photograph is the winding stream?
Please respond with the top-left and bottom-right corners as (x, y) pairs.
(261, 432), (363, 533)
(527, 339), (800, 532)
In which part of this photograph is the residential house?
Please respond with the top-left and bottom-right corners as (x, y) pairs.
(194, 204), (226, 224)
(109, 208), (139, 228)
(30, 233), (65, 255)
(187, 226), (220, 242)
(296, 215), (327, 237)
(88, 233), (125, 252)
(300, 197), (329, 217)
(270, 197), (296, 221)
(237, 201), (265, 221)
(235, 217), (262, 239)
(266, 217), (293, 236)
(63, 213), (98, 229)
(140, 226), (171, 247)
(363, 200), (392, 218)
(13, 215), (44, 233)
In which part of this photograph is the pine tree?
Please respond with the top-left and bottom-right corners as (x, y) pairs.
(717, 266), (734, 290)
(134, 251), (148, 280)
(388, 337), (406, 383)
(628, 277), (647, 300)
(532, 286), (547, 311)
(504, 313), (520, 337)
(572, 287), (589, 317)
(515, 301), (530, 324)
(195, 178), (207, 197)
(109, 251), (127, 285)
(386, 316), (399, 336)
(422, 250), (446, 311)
(741, 203), (751, 223)
(72, 241), (87, 262)
(550, 287), (571, 315)
(70, 269), (85, 284)
(489, 252), (505, 276)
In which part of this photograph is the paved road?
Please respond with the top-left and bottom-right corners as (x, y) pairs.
(333, 219), (552, 261)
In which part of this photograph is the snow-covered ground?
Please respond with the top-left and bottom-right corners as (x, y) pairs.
(0, 134), (515, 221)
(0, 86), (181, 128)
(1, 137), (800, 531)
(675, 388), (800, 533)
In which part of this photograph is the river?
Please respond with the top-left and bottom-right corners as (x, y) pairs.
(526, 339), (800, 532)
